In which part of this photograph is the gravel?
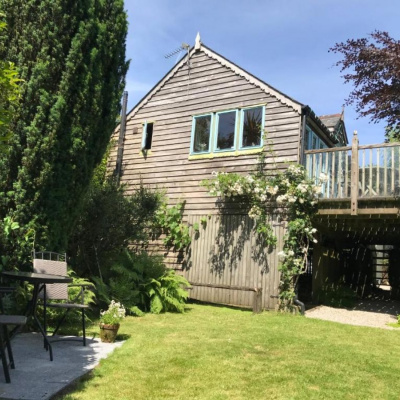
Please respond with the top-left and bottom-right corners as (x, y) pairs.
(305, 299), (400, 330)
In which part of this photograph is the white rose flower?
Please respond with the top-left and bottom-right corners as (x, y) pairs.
(313, 186), (322, 194)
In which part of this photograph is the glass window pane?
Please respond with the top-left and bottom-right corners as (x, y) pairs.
(242, 107), (262, 148)
(312, 134), (317, 149)
(304, 128), (310, 150)
(217, 111), (236, 150)
(193, 115), (211, 153)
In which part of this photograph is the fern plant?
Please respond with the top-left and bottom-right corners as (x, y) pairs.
(144, 270), (190, 314)
(93, 250), (190, 315)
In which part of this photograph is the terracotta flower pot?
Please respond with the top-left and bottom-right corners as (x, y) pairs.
(99, 323), (120, 343)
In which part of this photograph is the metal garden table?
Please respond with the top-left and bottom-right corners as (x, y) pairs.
(1, 270), (73, 361)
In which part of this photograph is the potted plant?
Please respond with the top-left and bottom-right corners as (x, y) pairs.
(99, 300), (126, 343)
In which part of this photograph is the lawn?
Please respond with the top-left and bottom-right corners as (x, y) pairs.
(60, 304), (400, 400)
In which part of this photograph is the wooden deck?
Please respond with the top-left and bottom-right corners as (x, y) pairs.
(305, 132), (400, 216)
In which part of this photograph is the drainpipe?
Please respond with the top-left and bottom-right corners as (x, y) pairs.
(299, 107), (307, 166)
(294, 294), (305, 315)
(114, 91), (128, 184)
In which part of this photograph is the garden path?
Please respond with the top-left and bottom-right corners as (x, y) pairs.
(306, 299), (400, 330)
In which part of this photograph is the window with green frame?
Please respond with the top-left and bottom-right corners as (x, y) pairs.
(305, 125), (328, 150)
(190, 105), (265, 155)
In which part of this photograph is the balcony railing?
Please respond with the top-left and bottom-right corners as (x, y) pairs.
(305, 132), (400, 215)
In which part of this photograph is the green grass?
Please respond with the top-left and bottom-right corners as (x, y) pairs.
(59, 304), (400, 400)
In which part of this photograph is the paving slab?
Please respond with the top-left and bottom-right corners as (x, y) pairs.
(0, 333), (124, 400)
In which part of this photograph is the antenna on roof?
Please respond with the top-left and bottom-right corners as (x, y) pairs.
(164, 42), (190, 62)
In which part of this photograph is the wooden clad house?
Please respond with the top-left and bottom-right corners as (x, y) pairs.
(110, 34), (347, 310)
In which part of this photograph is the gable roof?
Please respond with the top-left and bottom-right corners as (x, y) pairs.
(126, 40), (304, 122)
(319, 113), (342, 130)
(319, 112), (349, 145)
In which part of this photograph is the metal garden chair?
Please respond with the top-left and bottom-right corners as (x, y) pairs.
(0, 287), (27, 383)
(33, 251), (93, 346)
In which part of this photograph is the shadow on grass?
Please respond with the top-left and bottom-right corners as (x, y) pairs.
(116, 333), (131, 341)
(187, 298), (253, 313)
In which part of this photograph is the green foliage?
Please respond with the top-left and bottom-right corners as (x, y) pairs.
(67, 271), (97, 306)
(0, 0), (129, 251)
(36, 269), (96, 331)
(385, 125), (400, 143)
(68, 174), (161, 279)
(0, 15), (21, 152)
(154, 201), (191, 251)
(0, 216), (36, 271)
(100, 300), (126, 325)
(93, 250), (190, 314)
(202, 163), (320, 310)
(144, 270), (190, 314)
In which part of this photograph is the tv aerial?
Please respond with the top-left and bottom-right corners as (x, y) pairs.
(164, 42), (191, 67)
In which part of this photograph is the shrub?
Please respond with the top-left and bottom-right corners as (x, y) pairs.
(144, 269), (190, 314)
(68, 177), (161, 279)
(93, 250), (190, 314)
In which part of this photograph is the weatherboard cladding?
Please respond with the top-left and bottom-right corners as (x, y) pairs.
(110, 45), (303, 309)
(114, 50), (302, 205)
(126, 44), (303, 121)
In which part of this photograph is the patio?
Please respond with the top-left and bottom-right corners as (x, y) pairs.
(0, 333), (123, 400)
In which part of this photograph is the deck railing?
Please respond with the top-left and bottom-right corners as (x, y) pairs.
(304, 132), (400, 215)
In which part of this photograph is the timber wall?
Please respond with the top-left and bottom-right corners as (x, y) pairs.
(110, 49), (301, 309)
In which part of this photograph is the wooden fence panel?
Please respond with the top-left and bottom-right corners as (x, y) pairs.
(184, 214), (284, 310)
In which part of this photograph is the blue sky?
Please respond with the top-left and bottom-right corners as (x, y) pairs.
(124, 0), (399, 145)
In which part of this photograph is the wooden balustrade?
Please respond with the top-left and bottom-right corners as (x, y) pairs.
(304, 132), (400, 215)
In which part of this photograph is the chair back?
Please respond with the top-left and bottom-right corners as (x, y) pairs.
(33, 252), (68, 300)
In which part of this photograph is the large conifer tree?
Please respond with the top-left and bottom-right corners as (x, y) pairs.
(0, 0), (128, 250)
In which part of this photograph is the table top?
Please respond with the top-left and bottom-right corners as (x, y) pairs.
(2, 271), (73, 284)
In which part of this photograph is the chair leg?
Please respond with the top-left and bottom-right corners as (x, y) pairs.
(4, 326), (15, 369)
(43, 299), (47, 350)
(0, 326), (11, 383)
(82, 309), (86, 346)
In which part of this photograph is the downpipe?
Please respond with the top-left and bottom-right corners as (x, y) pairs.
(294, 294), (305, 315)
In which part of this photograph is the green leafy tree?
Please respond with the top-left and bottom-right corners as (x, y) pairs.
(0, 15), (20, 152)
(0, 0), (129, 251)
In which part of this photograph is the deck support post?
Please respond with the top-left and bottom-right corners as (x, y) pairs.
(351, 131), (359, 215)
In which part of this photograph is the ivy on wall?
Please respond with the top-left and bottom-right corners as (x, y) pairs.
(154, 201), (191, 251)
